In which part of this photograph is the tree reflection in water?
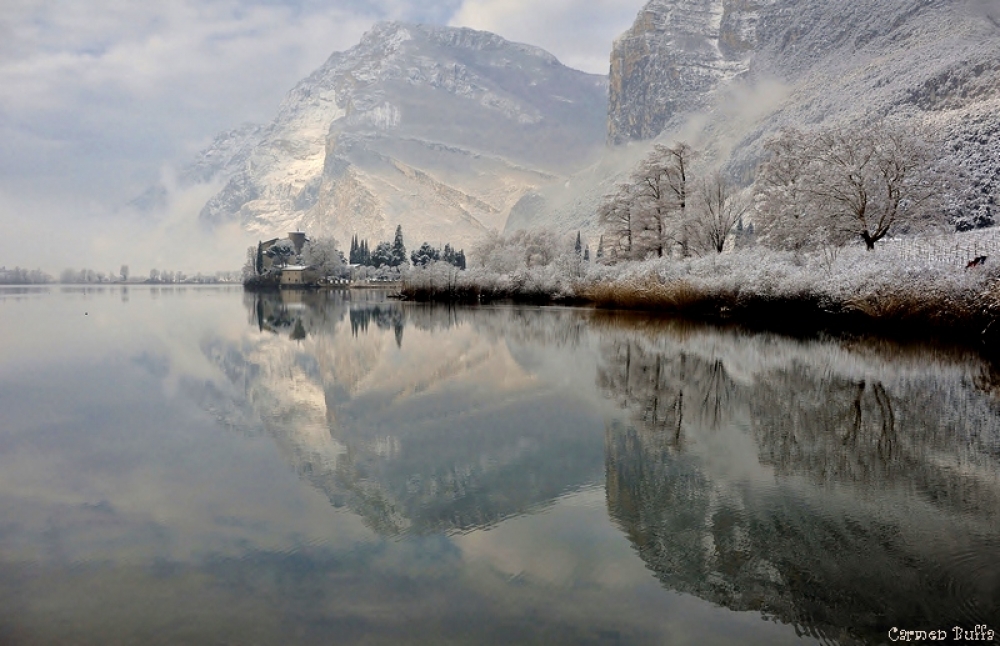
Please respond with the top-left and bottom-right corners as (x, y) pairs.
(214, 298), (1000, 644)
(597, 315), (1000, 645)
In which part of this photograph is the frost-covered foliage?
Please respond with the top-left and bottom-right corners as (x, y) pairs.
(754, 121), (953, 251)
(265, 239), (298, 267)
(598, 143), (698, 260)
(410, 242), (440, 267)
(302, 237), (347, 278)
(405, 233), (1000, 332)
(471, 229), (577, 273)
(587, 246), (997, 317)
(406, 229), (586, 301)
(927, 101), (1000, 231)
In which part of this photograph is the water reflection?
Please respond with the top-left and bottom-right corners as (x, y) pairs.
(597, 314), (1000, 644)
(227, 295), (1000, 643)
(4, 287), (1000, 643)
(215, 291), (605, 536)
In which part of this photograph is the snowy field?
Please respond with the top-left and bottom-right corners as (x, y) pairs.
(881, 227), (1000, 267)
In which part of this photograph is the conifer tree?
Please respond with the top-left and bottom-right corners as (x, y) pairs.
(575, 231), (582, 256)
(391, 225), (407, 267)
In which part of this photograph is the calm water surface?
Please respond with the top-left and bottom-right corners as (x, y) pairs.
(1, 286), (998, 645)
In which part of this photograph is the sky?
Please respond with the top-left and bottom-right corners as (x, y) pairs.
(0, 0), (640, 273)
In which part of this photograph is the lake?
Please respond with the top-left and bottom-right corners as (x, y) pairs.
(0, 286), (998, 645)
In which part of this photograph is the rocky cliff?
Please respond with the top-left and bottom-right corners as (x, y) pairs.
(607, 0), (774, 144)
(526, 0), (999, 236)
(178, 22), (607, 249)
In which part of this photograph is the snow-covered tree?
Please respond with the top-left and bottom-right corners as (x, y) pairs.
(695, 172), (749, 254)
(473, 229), (563, 273)
(441, 244), (466, 269)
(411, 242), (440, 267)
(634, 142), (695, 258)
(302, 236), (345, 278)
(599, 142), (697, 261)
(370, 241), (394, 268)
(266, 239), (298, 267)
(242, 246), (257, 281)
(391, 225), (407, 267)
(598, 183), (639, 260)
(755, 121), (951, 251)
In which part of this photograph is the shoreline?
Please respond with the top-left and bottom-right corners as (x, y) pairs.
(399, 277), (1000, 357)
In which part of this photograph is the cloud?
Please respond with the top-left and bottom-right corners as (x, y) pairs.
(0, 2), (377, 207)
(449, 0), (637, 74)
(0, 0), (637, 271)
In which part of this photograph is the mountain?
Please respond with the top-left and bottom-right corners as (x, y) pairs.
(513, 0), (1000, 237)
(168, 22), (607, 249)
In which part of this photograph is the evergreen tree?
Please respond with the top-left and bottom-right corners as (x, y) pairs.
(371, 241), (393, 268)
(255, 241), (264, 275)
(390, 225), (407, 267)
(596, 235), (604, 260)
(437, 244), (466, 269)
(349, 235), (358, 264)
(360, 239), (370, 266)
(575, 231), (582, 256)
(584, 246), (590, 262)
(411, 242), (440, 267)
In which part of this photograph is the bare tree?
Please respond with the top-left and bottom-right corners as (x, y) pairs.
(598, 183), (639, 260)
(755, 120), (949, 251)
(598, 142), (697, 261)
(695, 172), (748, 254)
(632, 142), (695, 258)
(242, 246), (257, 281)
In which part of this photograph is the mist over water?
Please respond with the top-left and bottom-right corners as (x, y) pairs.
(0, 286), (997, 645)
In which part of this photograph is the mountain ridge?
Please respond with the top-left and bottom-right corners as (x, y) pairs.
(150, 21), (607, 249)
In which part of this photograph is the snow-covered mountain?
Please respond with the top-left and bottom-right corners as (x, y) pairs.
(165, 22), (607, 249)
(514, 0), (1000, 237)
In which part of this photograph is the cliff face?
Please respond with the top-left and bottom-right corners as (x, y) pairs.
(187, 22), (607, 248)
(608, 0), (1000, 144)
(517, 0), (1000, 236)
(607, 0), (774, 144)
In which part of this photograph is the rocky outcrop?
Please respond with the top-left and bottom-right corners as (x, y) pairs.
(607, 0), (775, 144)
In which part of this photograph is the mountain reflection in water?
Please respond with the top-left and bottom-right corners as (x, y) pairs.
(214, 292), (1000, 644)
(215, 290), (605, 537)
